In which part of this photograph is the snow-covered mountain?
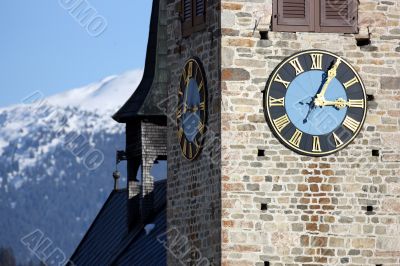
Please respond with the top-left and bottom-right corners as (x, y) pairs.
(0, 70), (142, 263)
(45, 69), (143, 114)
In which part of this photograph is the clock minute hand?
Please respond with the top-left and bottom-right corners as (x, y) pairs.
(181, 75), (191, 114)
(315, 59), (342, 106)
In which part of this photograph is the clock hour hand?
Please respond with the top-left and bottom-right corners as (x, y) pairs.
(316, 98), (361, 109)
(314, 98), (340, 107)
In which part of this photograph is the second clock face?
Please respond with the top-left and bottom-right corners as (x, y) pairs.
(177, 58), (207, 160)
(264, 50), (367, 156)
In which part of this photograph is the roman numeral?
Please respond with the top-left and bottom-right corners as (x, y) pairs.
(343, 116), (360, 133)
(183, 139), (188, 157)
(198, 122), (205, 134)
(189, 143), (193, 158)
(274, 74), (290, 88)
(198, 81), (204, 91)
(348, 99), (364, 108)
(343, 76), (358, 89)
(194, 138), (200, 149)
(310, 54), (323, 70)
(312, 136), (322, 152)
(273, 114), (290, 132)
(187, 62), (193, 78)
(289, 58), (305, 76)
(178, 127), (184, 142)
(176, 109), (182, 119)
(182, 68), (187, 83)
(268, 96), (285, 107)
(289, 129), (303, 147)
(332, 132), (343, 147)
(199, 102), (205, 110)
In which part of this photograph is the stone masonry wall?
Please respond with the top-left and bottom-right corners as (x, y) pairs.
(166, 0), (222, 264)
(221, 0), (400, 265)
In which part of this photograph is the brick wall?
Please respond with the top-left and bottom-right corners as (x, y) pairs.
(221, 0), (400, 265)
(165, 0), (222, 264)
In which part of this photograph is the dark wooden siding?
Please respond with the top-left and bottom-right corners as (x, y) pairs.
(140, 121), (167, 223)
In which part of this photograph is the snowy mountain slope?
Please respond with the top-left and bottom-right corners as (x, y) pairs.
(45, 69), (143, 114)
(0, 70), (142, 263)
(0, 69), (143, 157)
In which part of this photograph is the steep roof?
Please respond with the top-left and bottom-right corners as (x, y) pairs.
(69, 180), (167, 266)
(113, 0), (168, 123)
(109, 180), (167, 265)
(111, 209), (167, 265)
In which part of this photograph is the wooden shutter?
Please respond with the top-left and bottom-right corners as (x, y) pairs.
(182, 0), (193, 36)
(273, 0), (314, 32)
(182, 0), (206, 37)
(319, 0), (358, 33)
(193, 0), (206, 27)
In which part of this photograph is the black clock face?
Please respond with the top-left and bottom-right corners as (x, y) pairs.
(177, 58), (207, 160)
(263, 50), (367, 156)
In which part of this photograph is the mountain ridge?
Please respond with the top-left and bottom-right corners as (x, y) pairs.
(0, 70), (142, 263)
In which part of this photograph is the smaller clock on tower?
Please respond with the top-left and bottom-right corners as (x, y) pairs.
(176, 58), (207, 160)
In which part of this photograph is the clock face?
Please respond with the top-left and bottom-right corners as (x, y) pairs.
(263, 50), (367, 156)
(177, 58), (207, 160)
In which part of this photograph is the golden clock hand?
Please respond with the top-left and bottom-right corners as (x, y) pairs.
(334, 98), (347, 109)
(334, 98), (364, 109)
(316, 98), (349, 109)
(315, 59), (342, 106)
(182, 78), (191, 113)
(184, 105), (200, 113)
(190, 106), (199, 112)
(316, 99), (339, 107)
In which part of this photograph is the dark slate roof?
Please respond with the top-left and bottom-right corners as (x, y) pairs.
(111, 209), (167, 266)
(113, 0), (165, 123)
(69, 189), (128, 265)
(69, 180), (167, 266)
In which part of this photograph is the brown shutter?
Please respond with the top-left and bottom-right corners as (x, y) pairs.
(318, 0), (358, 33)
(193, 0), (206, 28)
(182, 0), (193, 36)
(273, 0), (314, 32)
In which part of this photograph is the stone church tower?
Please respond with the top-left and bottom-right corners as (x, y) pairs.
(162, 0), (400, 265)
(69, 0), (399, 265)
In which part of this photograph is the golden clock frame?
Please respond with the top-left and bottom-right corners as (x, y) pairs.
(263, 49), (368, 156)
(176, 57), (208, 161)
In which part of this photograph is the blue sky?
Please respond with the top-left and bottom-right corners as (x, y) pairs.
(0, 1), (152, 107)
